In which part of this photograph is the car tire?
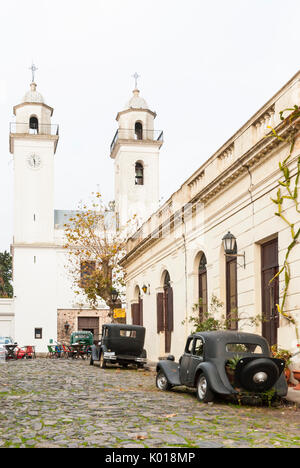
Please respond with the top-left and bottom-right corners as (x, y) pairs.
(99, 353), (106, 369)
(156, 371), (172, 391)
(196, 373), (215, 403)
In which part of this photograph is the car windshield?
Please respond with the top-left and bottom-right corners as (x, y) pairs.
(226, 343), (263, 354)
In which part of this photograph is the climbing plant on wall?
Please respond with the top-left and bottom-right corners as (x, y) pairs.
(268, 105), (300, 341)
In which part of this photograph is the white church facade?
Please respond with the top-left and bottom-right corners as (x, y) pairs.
(5, 81), (110, 352)
(0, 77), (164, 353)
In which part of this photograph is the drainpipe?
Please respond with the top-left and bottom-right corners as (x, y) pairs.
(182, 213), (188, 338)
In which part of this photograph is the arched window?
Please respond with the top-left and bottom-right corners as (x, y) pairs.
(198, 254), (208, 321)
(135, 122), (143, 140)
(135, 162), (144, 185)
(164, 271), (171, 290)
(29, 116), (39, 134)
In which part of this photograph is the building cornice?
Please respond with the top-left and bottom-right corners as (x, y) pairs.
(110, 138), (162, 159)
(9, 133), (59, 154)
(116, 107), (156, 121)
(120, 116), (300, 267)
(13, 101), (54, 116)
(12, 242), (61, 250)
(191, 120), (298, 205)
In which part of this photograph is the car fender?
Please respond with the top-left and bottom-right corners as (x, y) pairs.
(156, 360), (181, 386)
(195, 362), (235, 395)
(91, 344), (100, 361)
(274, 372), (288, 397)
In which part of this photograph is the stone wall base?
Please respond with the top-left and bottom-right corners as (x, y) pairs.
(57, 308), (111, 344)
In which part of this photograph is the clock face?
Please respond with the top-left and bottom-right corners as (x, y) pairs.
(27, 154), (42, 170)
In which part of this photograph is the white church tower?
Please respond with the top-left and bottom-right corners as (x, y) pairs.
(110, 75), (163, 228)
(10, 73), (59, 352)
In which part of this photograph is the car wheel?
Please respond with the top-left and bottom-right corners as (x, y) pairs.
(156, 371), (172, 391)
(196, 374), (215, 403)
(99, 353), (106, 369)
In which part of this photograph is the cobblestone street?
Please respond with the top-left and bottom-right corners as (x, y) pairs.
(0, 359), (300, 448)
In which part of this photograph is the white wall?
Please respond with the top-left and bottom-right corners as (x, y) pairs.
(0, 299), (14, 338)
(13, 246), (57, 352)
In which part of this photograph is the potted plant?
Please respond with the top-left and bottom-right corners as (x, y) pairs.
(225, 355), (241, 385)
(271, 345), (292, 382)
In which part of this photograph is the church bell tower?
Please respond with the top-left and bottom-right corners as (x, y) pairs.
(110, 75), (163, 228)
(10, 68), (59, 351)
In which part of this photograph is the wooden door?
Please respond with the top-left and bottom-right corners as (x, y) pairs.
(78, 317), (99, 340)
(156, 288), (174, 354)
(261, 238), (279, 346)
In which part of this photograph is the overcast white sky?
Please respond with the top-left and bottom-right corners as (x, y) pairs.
(0, 0), (299, 251)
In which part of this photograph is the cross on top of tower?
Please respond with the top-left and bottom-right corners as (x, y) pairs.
(29, 62), (38, 83)
(132, 72), (140, 90)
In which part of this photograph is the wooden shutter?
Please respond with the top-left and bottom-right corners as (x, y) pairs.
(131, 303), (140, 325)
(157, 293), (164, 333)
(139, 299), (143, 326)
(261, 238), (279, 346)
(226, 258), (238, 330)
(166, 287), (174, 332)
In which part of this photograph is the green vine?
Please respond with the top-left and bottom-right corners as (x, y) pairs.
(267, 105), (300, 341)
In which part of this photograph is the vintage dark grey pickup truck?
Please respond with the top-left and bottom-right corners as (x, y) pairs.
(156, 331), (288, 403)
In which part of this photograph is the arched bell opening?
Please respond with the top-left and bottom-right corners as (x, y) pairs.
(135, 162), (144, 185)
(29, 116), (39, 134)
(134, 121), (143, 140)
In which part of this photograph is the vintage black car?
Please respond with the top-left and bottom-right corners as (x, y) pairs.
(90, 323), (147, 368)
(156, 331), (288, 403)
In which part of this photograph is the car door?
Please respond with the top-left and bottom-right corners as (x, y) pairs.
(179, 337), (193, 385)
(187, 337), (204, 386)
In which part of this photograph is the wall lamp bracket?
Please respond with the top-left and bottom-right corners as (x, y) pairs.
(224, 252), (246, 269)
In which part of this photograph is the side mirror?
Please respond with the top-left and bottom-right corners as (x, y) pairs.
(167, 355), (175, 361)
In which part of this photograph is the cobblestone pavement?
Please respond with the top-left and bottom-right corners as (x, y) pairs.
(0, 359), (300, 448)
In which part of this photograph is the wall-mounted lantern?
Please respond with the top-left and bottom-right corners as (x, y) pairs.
(64, 321), (70, 333)
(111, 288), (119, 303)
(142, 284), (150, 295)
(222, 231), (246, 268)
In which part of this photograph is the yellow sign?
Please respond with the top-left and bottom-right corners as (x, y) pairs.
(113, 308), (126, 319)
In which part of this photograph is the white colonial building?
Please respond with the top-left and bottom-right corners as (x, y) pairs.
(120, 71), (300, 362)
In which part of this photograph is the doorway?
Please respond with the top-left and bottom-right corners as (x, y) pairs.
(78, 317), (99, 341)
